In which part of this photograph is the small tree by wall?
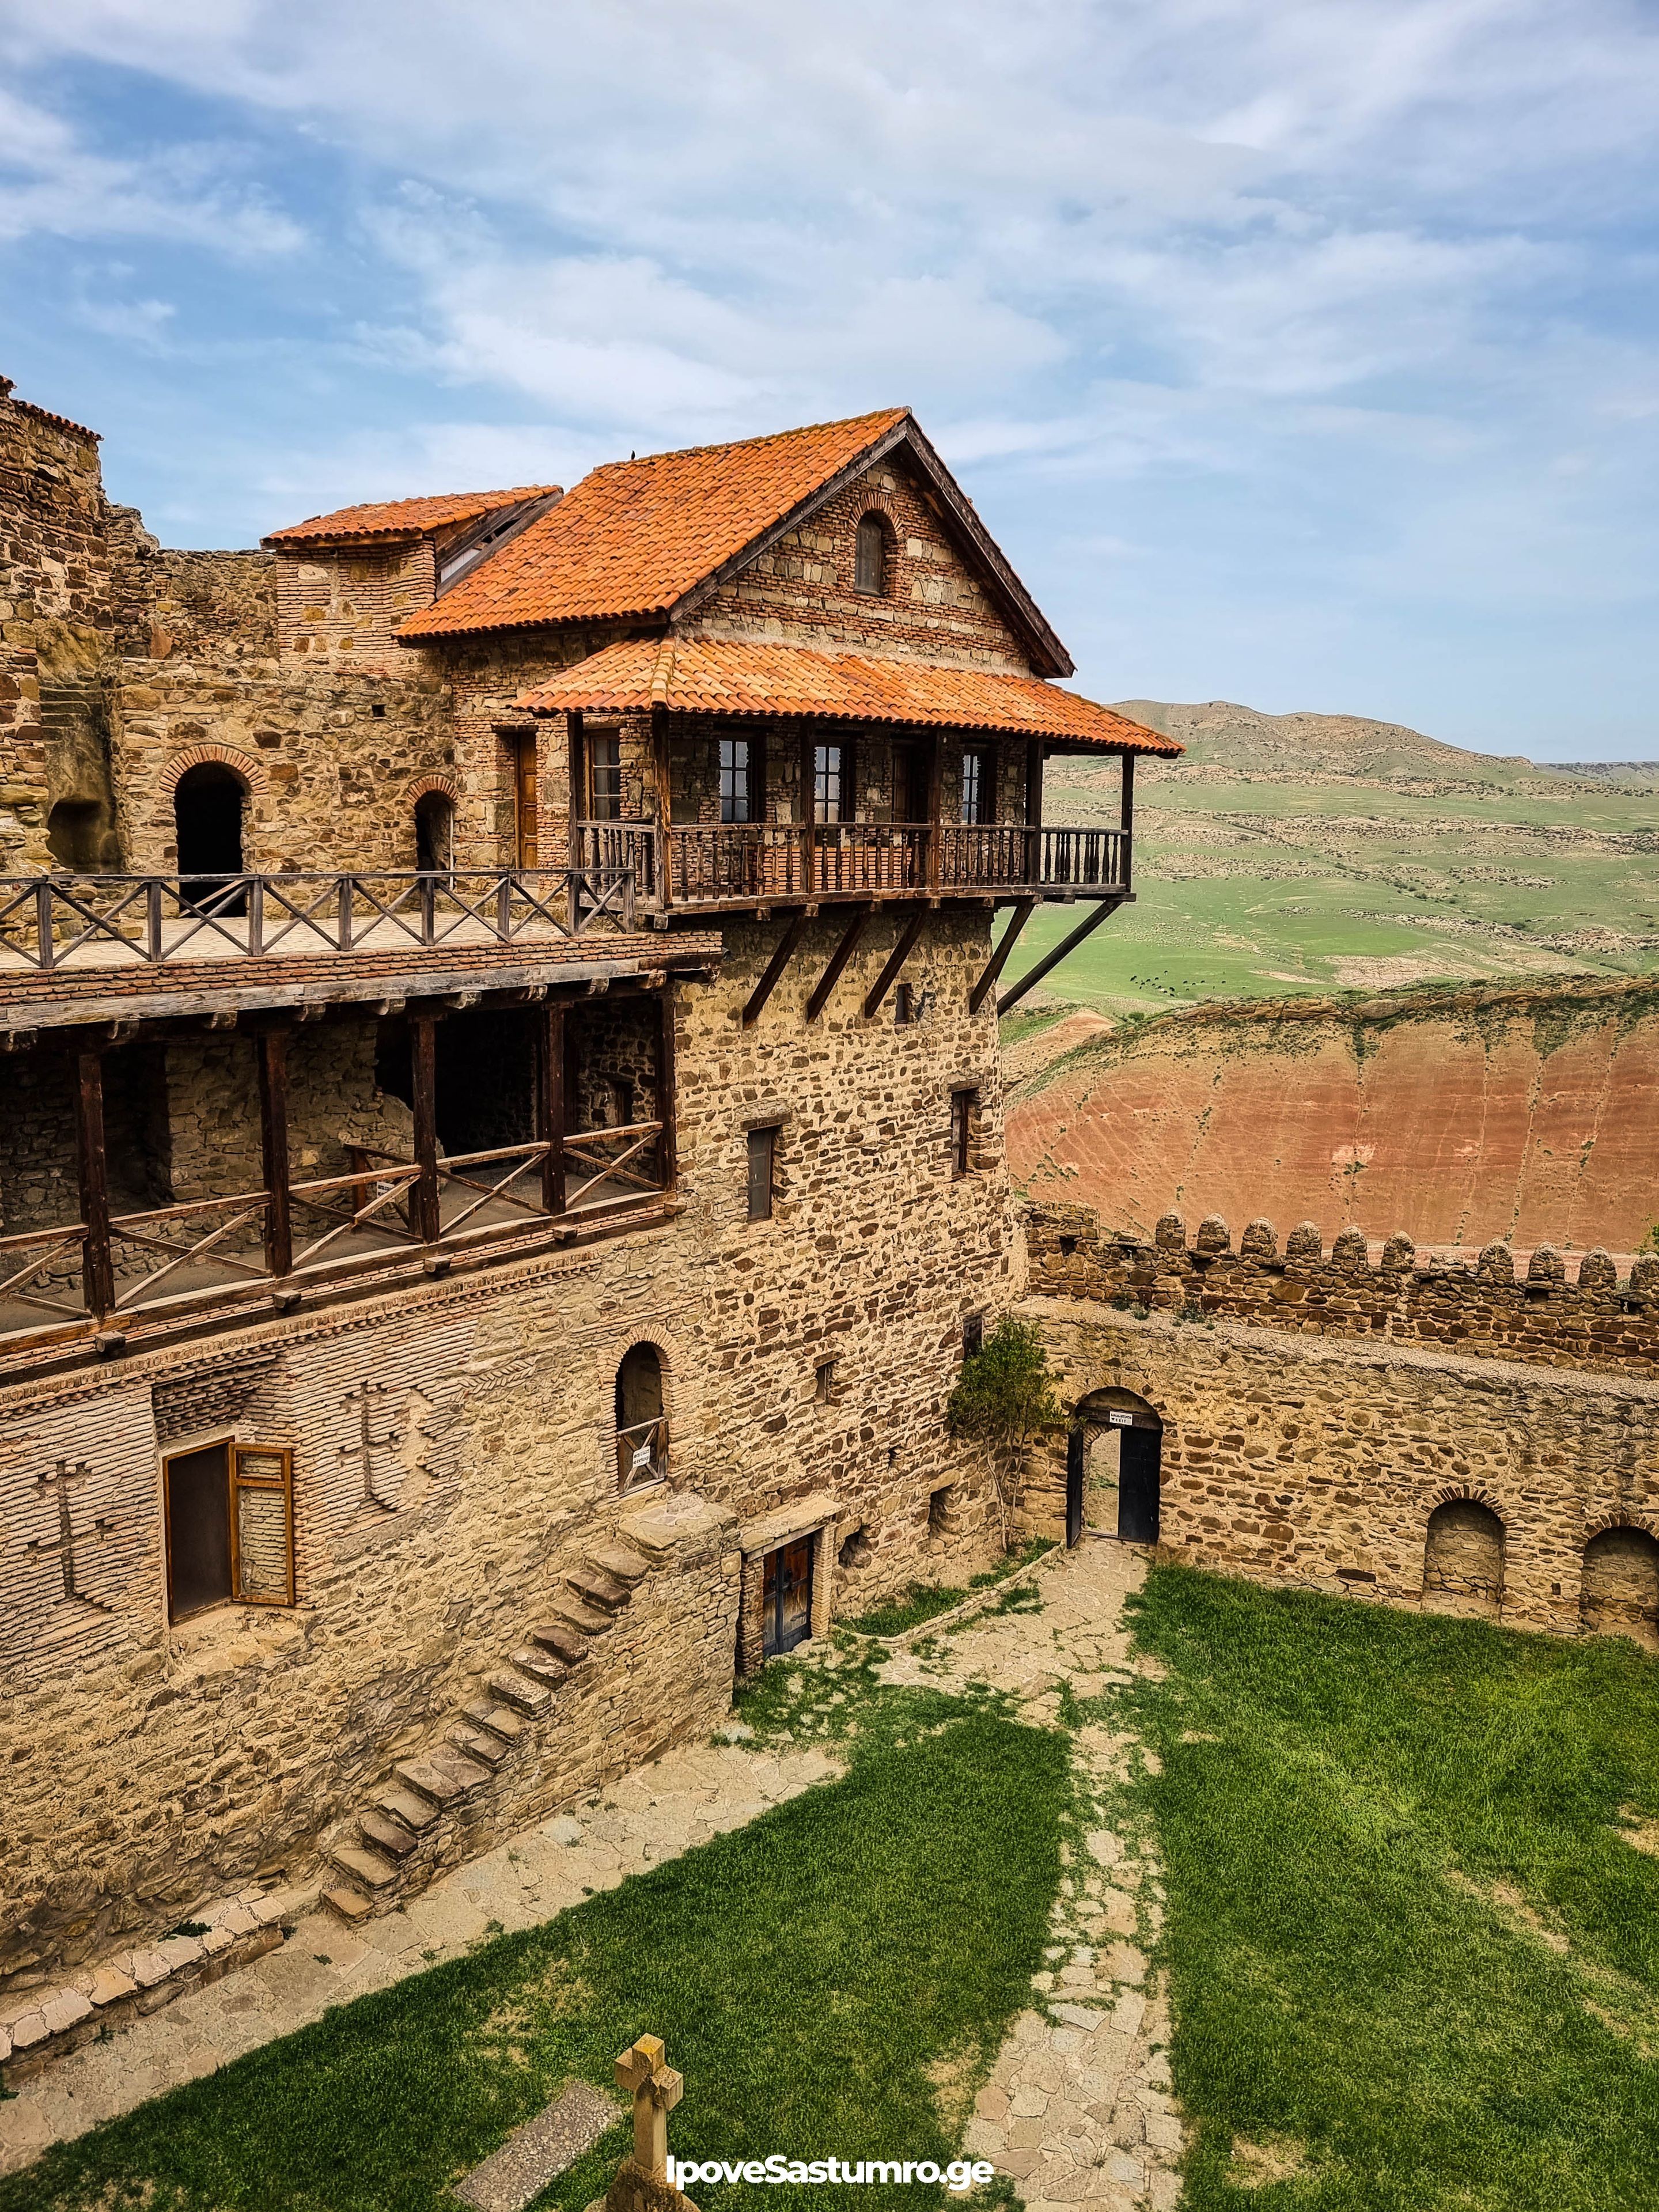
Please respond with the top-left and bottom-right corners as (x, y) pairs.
(946, 1317), (1063, 1549)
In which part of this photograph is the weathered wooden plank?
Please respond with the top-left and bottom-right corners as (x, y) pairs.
(862, 906), (928, 1019)
(804, 904), (873, 1022)
(997, 897), (1123, 1016)
(742, 910), (810, 1028)
(968, 897), (1035, 1016)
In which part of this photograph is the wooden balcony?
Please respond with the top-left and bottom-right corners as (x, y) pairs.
(575, 821), (1131, 912)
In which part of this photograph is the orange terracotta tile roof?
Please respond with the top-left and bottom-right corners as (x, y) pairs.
(518, 637), (1183, 754)
(0, 382), (101, 440)
(399, 408), (911, 638)
(264, 486), (559, 547)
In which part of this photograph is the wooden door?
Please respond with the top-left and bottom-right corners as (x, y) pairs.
(763, 1536), (814, 1656)
(1065, 1429), (1084, 1548)
(1118, 1428), (1161, 1544)
(514, 734), (538, 869)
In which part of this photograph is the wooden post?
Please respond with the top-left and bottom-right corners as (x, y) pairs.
(1026, 737), (1044, 885)
(656, 982), (678, 1192)
(410, 1013), (442, 1244)
(1120, 750), (1135, 893)
(652, 702), (673, 916)
(799, 722), (816, 897)
(566, 710), (585, 931)
(73, 1050), (115, 1319)
(541, 999), (567, 1217)
(256, 1028), (293, 1279)
(927, 735), (944, 894)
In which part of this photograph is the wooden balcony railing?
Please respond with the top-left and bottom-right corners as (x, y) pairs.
(0, 865), (637, 974)
(574, 821), (1128, 908)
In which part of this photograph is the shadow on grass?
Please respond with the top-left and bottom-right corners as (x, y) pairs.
(5, 1707), (1066, 2212)
(1124, 1563), (1659, 2211)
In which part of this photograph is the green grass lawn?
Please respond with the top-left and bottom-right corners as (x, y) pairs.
(839, 1541), (1054, 1639)
(1123, 1565), (1659, 2210)
(5, 1705), (1065, 2212)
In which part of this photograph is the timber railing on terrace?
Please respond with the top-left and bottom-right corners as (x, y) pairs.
(575, 822), (1131, 908)
(0, 866), (637, 972)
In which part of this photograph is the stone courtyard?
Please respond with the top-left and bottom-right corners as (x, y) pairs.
(1, 1540), (1182, 2211)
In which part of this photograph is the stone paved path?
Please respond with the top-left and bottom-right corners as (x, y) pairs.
(877, 1540), (1183, 2212)
(3, 1540), (1183, 2210)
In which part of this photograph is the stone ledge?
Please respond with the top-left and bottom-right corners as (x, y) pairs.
(736, 1490), (844, 1557)
(0, 1884), (314, 2085)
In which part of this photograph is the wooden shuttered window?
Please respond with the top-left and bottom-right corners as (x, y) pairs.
(747, 1124), (778, 1222)
(230, 1445), (295, 1607)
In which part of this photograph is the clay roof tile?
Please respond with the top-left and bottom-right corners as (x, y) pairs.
(263, 486), (559, 548)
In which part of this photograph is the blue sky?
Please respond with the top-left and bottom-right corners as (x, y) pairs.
(2, 1), (1657, 760)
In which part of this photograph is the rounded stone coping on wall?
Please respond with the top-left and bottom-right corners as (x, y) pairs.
(858, 1536), (1067, 1650)
(0, 1883), (313, 2085)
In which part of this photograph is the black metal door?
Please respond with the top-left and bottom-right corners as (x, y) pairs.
(1118, 1427), (1161, 1544)
(1066, 1429), (1085, 1548)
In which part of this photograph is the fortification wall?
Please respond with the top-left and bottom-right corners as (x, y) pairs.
(1020, 1200), (1659, 1645)
(109, 506), (276, 661)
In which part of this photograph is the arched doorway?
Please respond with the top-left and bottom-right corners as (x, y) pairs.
(615, 1342), (668, 1491)
(173, 762), (246, 905)
(1422, 1499), (1504, 1618)
(414, 790), (453, 874)
(1581, 1526), (1659, 1648)
(1069, 1388), (1162, 1546)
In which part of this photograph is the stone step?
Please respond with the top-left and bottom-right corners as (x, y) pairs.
(588, 1544), (651, 1586)
(450, 1728), (507, 1768)
(321, 1885), (373, 1925)
(511, 1646), (569, 1688)
(488, 1668), (552, 1717)
(565, 1565), (630, 1613)
(330, 1843), (401, 1892)
(548, 1594), (614, 1638)
(461, 1700), (526, 1745)
(374, 1786), (441, 1834)
(528, 1623), (588, 1667)
(358, 1810), (419, 1858)
(395, 1750), (489, 1806)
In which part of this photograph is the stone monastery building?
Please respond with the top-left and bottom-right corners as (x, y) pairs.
(2, 372), (1657, 2075)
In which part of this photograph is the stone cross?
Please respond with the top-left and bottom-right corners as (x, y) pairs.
(615, 2034), (683, 2178)
(24, 1459), (112, 1610)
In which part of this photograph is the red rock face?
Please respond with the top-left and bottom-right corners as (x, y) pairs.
(1006, 983), (1659, 1252)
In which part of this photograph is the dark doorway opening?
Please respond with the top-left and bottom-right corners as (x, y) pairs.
(615, 1341), (667, 1489)
(434, 1007), (537, 1156)
(173, 762), (246, 908)
(165, 1442), (232, 1620)
(46, 798), (105, 872)
(414, 790), (453, 874)
(892, 741), (930, 824)
(1073, 1389), (1163, 1546)
(762, 1535), (814, 1657)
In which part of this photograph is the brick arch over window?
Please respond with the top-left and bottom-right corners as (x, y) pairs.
(159, 744), (271, 800)
(403, 773), (460, 807)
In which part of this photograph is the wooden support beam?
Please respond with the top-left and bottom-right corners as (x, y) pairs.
(997, 898), (1122, 1017)
(540, 999), (566, 1217)
(742, 910), (811, 1028)
(255, 1027), (292, 1278)
(800, 723), (816, 898)
(805, 903), (873, 1021)
(968, 898), (1035, 1016)
(862, 905), (928, 1020)
(652, 700), (672, 831)
(657, 981), (679, 1190)
(926, 736), (944, 895)
(73, 1050), (114, 1320)
(1120, 750), (1135, 893)
(410, 1013), (442, 1244)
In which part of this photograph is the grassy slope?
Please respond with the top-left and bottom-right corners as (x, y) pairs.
(1125, 1565), (1659, 2210)
(1008, 748), (1659, 1015)
(5, 1707), (1065, 2212)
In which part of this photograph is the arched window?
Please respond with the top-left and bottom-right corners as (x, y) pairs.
(1581, 1525), (1659, 1647)
(1422, 1499), (1504, 1618)
(854, 512), (889, 597)
(414, 789), (454, 874)
(173, 762), (247, 910)
(615, 1342), (668, 1491)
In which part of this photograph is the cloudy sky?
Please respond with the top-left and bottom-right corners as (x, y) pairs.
(2, 1), (1656, 759)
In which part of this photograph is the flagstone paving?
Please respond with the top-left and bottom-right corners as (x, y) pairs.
(2, 1539), (1183, 2210)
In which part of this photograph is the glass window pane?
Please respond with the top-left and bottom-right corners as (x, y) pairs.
(590, 735), (623, 821)
(961, 750), (984, 825)
(815, 745), (843, 824)
(719, 737), (751, 824)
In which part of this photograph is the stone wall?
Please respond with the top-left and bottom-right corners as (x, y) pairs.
(108, 507), (276, 661)
(0, 912), (1009, 1993)
(1020, 1200), (1659, 1645)
(1023, 1202), (1659, 1377)
(272, 540), (437, 671)
(693, 448), (1035, 672)
(112, 660), (453, 874)
(0, 385), (112, 869)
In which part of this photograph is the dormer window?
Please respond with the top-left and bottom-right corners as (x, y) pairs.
(854, 513), (888, 597)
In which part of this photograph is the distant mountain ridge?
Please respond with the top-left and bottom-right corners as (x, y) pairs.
(1108, 699), (1577, 789)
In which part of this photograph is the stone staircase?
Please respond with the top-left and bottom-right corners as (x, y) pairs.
(319, 1543), (652, 1924)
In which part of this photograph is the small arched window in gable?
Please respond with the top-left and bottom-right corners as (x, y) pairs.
(854, 512), (889, 597)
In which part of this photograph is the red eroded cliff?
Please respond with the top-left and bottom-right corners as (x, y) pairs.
(1005, 979), (1659, 1252)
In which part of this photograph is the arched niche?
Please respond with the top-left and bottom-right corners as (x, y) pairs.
(1581, 1526), (1659, 1649)
(1422, 1498), (1505, 1619)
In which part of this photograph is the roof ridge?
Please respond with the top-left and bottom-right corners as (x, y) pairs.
(584, 407), (908, 478)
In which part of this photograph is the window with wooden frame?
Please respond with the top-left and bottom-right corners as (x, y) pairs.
(164, 1441), (294, 1622)
(719, 737), (752, 824)
(960, 745), (990, 825)
(588, 730), (623, 821)
(814, 744), (847, 824)
(854, 512), (889, 596)
(950, 1087), (979, 1180)
(747, 1123), (779, 1222)
(893, 981), (917, 1027)
(814, 1357), (838, 1403)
